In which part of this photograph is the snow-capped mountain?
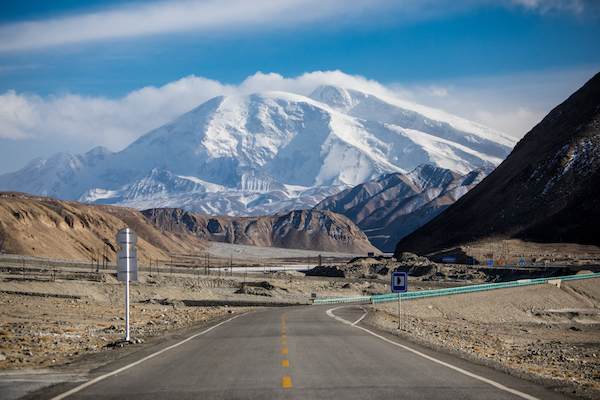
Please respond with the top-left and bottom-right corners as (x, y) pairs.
(0, 86), (517, 216)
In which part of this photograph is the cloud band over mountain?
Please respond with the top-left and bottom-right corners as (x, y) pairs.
(0, 0), (595, 52)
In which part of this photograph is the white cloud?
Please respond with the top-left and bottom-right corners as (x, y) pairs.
(238, 70), (400, 98)
(0, 90), (42, 139)
(1, 67), (597, 157)
(425, 86), (449, 98)
(0, 0), (395, 52)
(0, 76), (230, 150)
(1, 0), (595, 52)
(508, 0), (586, 14)
(474, 108), (541, 138)
(0, 70), (400, 151)
(401, 66), (600, 138)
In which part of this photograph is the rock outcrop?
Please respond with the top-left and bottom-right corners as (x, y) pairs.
(143, 208), (379, 254)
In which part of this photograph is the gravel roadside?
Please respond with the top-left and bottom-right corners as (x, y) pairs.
(1, 259), (598, 399)
(363, 278), (600, 399)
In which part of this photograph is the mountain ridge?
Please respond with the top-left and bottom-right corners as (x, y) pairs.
(0, 86), (516, 216)
(142, 208), (379, 254)
(315, 164), (493, 251)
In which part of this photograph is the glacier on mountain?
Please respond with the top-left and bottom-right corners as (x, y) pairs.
(0, 86), (517, 216)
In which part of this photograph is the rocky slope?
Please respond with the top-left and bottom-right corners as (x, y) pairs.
(0, 192), (210, 263)
(315, 164), (493, 252)
(396, 71), (600, 256)
(142, 208), (379, 254)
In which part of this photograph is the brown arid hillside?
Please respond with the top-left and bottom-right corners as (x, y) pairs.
(0, 192), (210, 263)
(396, 71), (600, 258)
(143, 208), (379, 254)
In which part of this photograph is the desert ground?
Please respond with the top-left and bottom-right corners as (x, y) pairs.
(0, 248), (599, 399)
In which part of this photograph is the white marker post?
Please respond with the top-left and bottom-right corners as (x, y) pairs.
(391, 271), (408, 330)
(116, 228), (138, 342)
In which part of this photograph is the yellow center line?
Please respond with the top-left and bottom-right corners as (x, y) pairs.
(282, 377), (292, 388)
(281, 313), (291, 389)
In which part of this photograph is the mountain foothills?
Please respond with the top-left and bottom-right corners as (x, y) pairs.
(315, 164), (493, 252)
(0, 86), (516, 217)
(0, 192), (211, 263)
(143, 208), (378, 254)
(0, 192), (376, 260)
(396, 71), (600, 257)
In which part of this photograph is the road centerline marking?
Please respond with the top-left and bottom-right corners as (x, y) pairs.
(281, 312), (291, 389)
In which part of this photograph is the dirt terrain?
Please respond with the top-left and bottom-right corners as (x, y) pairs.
(0, 254), (599, 399)
(366, 278), (600, 399)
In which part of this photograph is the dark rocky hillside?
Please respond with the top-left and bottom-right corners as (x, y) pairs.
(395, 71), (600, 256)
(143, 208), (379, 254)
(315, 165), (492, 252)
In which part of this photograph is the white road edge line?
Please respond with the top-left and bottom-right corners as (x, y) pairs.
(351, 307), (368, 326)
(326, 306), (539, 400)
(50, 314), (242, 400)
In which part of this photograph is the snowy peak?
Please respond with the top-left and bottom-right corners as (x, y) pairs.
(309, 85), (355, 111)
(0, 86), (518, 217)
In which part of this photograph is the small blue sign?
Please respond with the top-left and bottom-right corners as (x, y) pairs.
(520, 259), (525, 264)
(391, 271), (408, 293)
(487, 260), (493, 265)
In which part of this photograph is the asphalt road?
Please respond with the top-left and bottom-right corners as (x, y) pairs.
(31, 305), (575, 400)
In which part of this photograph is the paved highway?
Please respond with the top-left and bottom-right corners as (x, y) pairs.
(35, 305), (574, 400)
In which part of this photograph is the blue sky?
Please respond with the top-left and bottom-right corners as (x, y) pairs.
(0, 0), (599, 175)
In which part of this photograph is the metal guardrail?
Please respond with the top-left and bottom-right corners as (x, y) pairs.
(312, 296), (372, 304)
(311, 273), (600, 305)
(371, 273), (600, 304)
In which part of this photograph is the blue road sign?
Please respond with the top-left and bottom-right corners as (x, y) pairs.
(487, 260), (494, 265)
(391, 271), (408, 293)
